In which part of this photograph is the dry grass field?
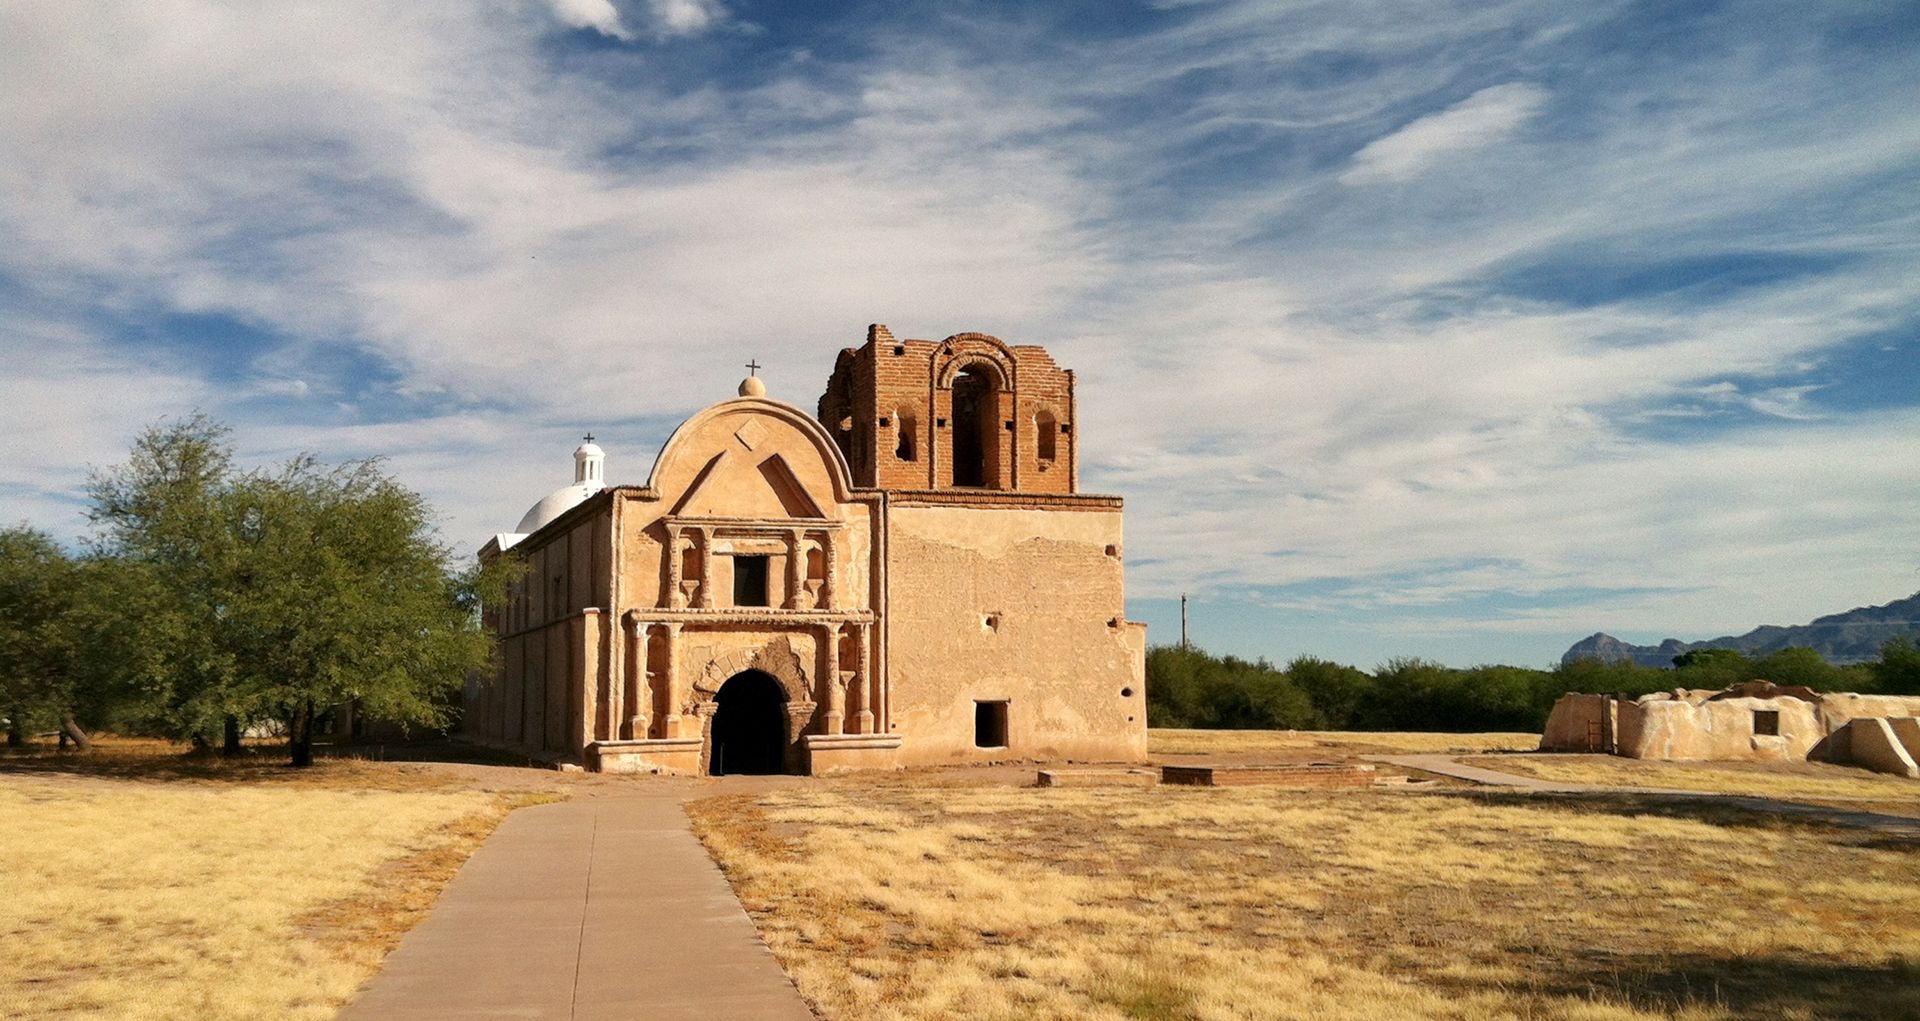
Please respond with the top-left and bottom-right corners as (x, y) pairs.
(0, 739), (553, 1021)
(691, 777), (1920, 1021)
(1149, 728), (1540, 758)
(1464, 755), (1920, 803)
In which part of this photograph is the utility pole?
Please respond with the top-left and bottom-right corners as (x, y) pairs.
(1180, 593), (1189, 650)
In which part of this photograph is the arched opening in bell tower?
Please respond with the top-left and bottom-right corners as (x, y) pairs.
(951, 365), (999, 488)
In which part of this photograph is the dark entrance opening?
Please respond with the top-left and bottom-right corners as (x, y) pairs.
(974, 700), (1009, 749)
(951, 367), (995, 488)
(710, 669), (789, 775)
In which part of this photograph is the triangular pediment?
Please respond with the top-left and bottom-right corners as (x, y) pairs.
(669, 450), (828, 519)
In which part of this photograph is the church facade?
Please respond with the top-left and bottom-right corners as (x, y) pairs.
(464, 326), (1147, 774)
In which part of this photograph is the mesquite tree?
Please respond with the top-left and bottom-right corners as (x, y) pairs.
(85, 415), (505, 766)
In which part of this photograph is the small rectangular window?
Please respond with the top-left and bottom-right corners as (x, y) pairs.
(974, 700), (1008, 748)
(732, 555), (770, 607)
(1753, 709), (1780, 736)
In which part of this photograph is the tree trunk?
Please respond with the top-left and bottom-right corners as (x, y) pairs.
(289, 699), (314, 768)
(6, 713), (22, 748)
(59, 712), (92, 752)
(222, 715), (243, 756)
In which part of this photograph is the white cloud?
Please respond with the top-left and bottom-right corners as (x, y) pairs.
(1340, 82), (1550, 185)
(645, 0), (725, 37)
(548, 0), (634, 40)
(1, 1), (1917, 663)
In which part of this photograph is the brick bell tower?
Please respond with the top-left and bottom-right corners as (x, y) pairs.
(816, 324), (1078, 494)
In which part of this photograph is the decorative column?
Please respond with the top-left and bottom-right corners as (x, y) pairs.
(665, 525), (684, 608)
(627, 621), (652, 740)
(782, 699), (818, 774)
(694, 528), (714, 609)
(820, 531), (838, 610)
(660, 622), (683, 737)
(695, 700), (721, 774)
(617, 618), (636, 739)
(786, 529), (806, 609)
(821, 622), (844, 735)
(852, 622), (874, 735)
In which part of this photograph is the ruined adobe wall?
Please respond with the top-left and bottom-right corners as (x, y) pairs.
(1816, 693), (1920, 729)
(882, 501), (1147, 764)
(1615, 694), (1824, 761)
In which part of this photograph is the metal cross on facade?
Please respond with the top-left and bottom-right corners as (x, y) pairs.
(745, 359), (761, 377)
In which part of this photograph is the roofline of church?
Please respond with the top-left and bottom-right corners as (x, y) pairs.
(479, 483), (1126, 559)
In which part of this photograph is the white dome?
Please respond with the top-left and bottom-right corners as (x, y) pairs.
(516, 481), (601, 534)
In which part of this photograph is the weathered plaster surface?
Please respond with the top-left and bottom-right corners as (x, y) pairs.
(466, 328), (1145, 773)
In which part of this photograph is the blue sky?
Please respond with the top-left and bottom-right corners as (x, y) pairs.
(3, 0), (1917, 668)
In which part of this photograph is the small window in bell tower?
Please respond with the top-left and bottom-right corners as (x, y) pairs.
(896, 411), (918, 461)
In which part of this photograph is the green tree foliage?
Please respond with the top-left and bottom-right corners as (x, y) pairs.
(1284, 656), (1372, 729)
(1146, 639), (1919, 733)
(220, 455), (504, 766)
(0, 526), (79, 745)
(81, 415), (508, 766)
(1668, 647), (1755, 688)
(0, 530), (145, 748)
(1144, 646), (1320, 730)
(1750, 647), (1843, 689)
(85, 415), (240, 742)
(1872, 636), (1920, 695)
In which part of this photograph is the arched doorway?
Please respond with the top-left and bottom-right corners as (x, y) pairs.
(709, 669), (789, 775)
(951, 365), (998, 488)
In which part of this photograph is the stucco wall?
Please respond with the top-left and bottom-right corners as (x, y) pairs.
(1616, 695), (1822, 761)
(883, 502), (1146, 764)
(467, 505), (613, 761)
(1539, 693), (1609, 751)
(1816, 693), (1920, 729)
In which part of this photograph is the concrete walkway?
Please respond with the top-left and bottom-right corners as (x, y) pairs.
(1369, 753), (1920, 837)
(337, 791), (815, 1021)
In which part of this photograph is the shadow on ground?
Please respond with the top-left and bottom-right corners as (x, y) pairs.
(1435, 952), (1920, 1021)
(0, 737), (541, 785)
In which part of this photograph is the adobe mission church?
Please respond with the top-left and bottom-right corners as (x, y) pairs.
(465, 326), (1147, 774)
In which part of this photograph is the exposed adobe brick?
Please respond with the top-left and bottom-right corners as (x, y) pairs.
(815, 326), (1080, 495)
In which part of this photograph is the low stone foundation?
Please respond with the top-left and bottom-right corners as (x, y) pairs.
(1036, 768), (1158, 787)
(1159, 763), (1376, 788)
(590, 737), (704, 774)
(802, 733), (904, 773)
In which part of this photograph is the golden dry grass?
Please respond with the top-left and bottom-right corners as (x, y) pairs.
(690, 779), (1920, 1021)
(0, 741), (553, 1021)
(1149, 728), (1540, 757)
(1466, 755), (1920, 803)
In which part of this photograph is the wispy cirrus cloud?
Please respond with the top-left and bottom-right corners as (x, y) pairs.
(1339, 82), (1550, 185)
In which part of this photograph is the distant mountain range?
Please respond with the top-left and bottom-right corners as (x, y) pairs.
(1562, 591), (1920, 667)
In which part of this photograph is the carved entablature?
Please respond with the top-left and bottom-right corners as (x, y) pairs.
(658, 515), (846, 612)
